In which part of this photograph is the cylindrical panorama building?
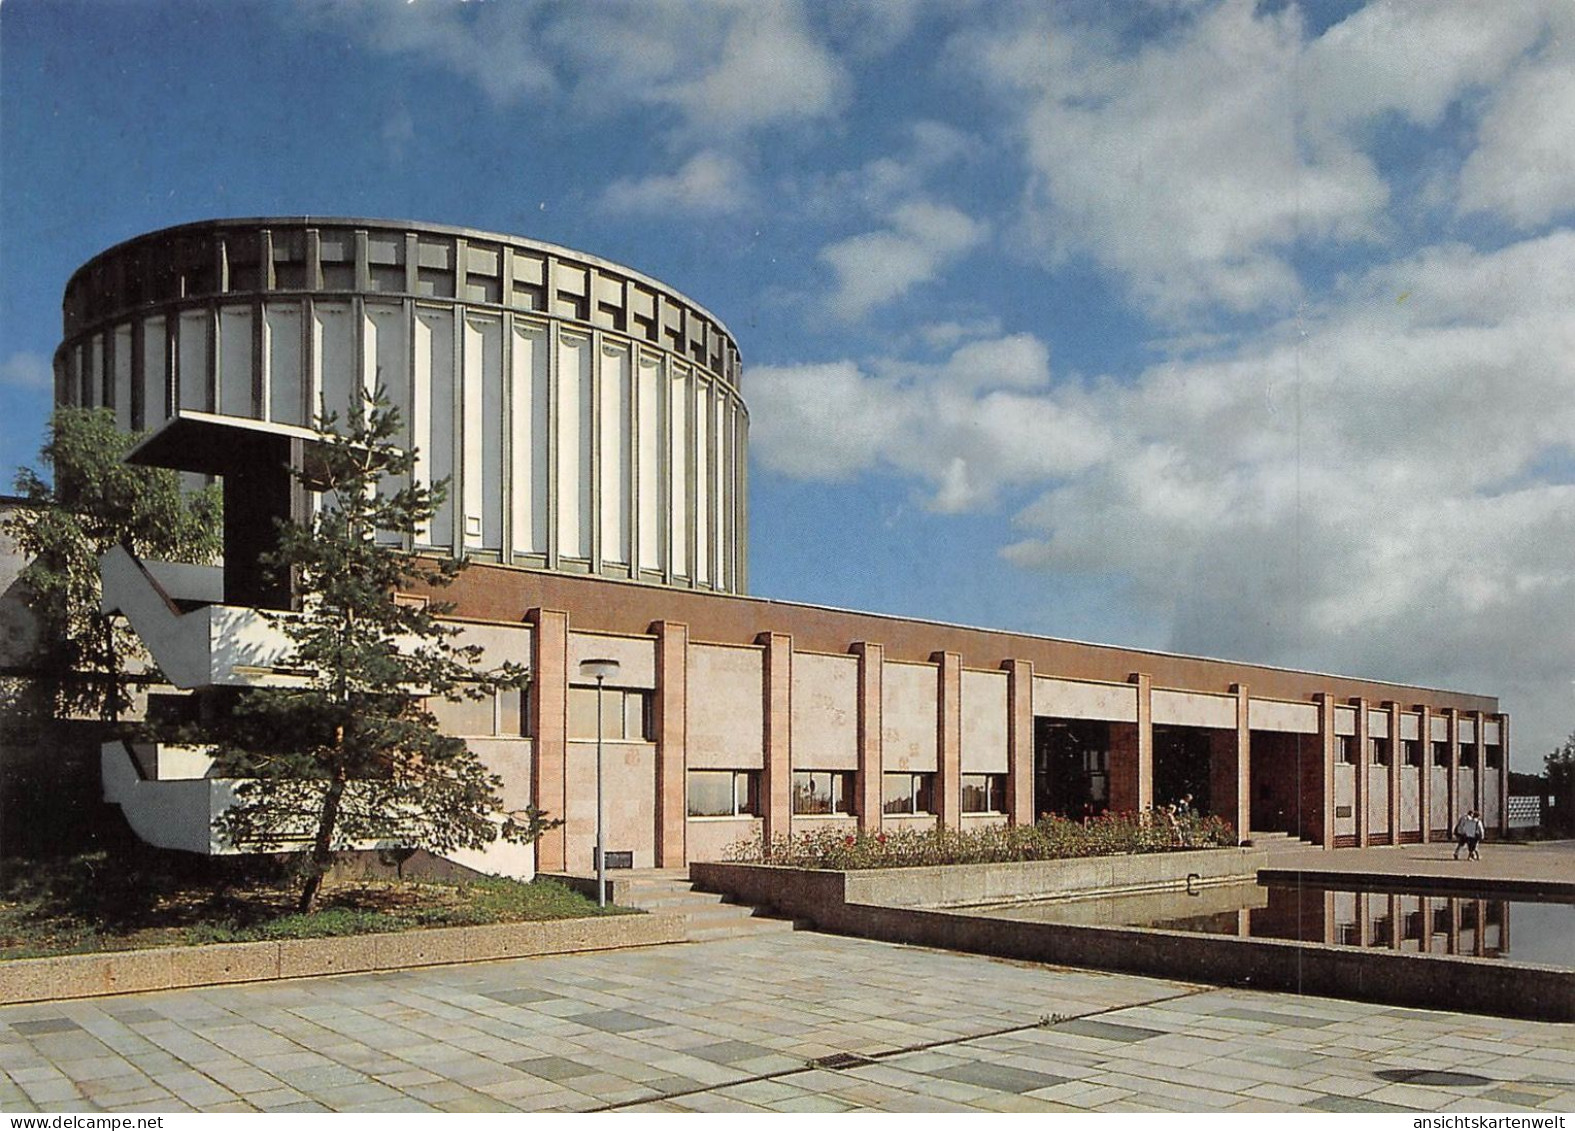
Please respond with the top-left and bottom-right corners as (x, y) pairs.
(56, 218), (749, 593)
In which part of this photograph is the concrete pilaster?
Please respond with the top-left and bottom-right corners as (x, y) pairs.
(1130, 672), (1154, 813)
(651, 620), (687, 867)
(1004, 659), (1034, 826)
(1386, 700), (1402, 846)
(1472, 709), (1487, 818)
(1353, 697), (1370, 848)
(1498, 714), (1511, 837)
(759, 632), (793, 846)
(1316, 693), (1336, 849)
(1231, 684), (1250, 842)
(527, 607), (569, 871)
(1416, 704), (1432, 842)
(1444, 707), (1460, 829)
(933, 651), (963, 831)
(852, 642), (884, 832)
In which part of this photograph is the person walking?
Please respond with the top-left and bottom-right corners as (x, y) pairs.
(1453, 811), (1474, 860)
(1467, 810), (1485, 861)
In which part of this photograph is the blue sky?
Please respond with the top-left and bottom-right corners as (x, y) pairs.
(3, 0), (1572, 771)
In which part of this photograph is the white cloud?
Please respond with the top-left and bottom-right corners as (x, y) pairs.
(661, 2), (847, 135)
(956, 0), (1572, 321)
(959, 0), (1385, 321)
(601, 151), (750, 215)
(1303, 0), (1548, 131)
(0, 352), (52, 390)
(819, 200), (987, 318)
(1458, 13), (1575, 228)
(311, 0), (847, 138)
(757, 231), (1575, 762)
(748, 331), (1105, 511)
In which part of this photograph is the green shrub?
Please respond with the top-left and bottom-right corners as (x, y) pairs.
(723, 811), (1235, 870)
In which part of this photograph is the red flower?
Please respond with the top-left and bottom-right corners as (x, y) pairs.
(844, 835), (856, 847)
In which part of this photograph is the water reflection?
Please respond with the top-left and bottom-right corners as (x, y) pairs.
(978, 883), (1574, 967)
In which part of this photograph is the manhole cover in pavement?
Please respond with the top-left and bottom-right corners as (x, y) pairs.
(812, 1053), (876, 1070)
(1376, 1069), (1493, 1087)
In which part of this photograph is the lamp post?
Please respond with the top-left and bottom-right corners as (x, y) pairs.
(578, 657), (621, 907)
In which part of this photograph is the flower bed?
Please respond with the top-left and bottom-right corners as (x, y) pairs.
(724, 811), (1235, 870)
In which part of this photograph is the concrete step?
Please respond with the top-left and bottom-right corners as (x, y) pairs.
(623, 888), (731, 910)
(686, 915), (802, 942)
(1246, 831), (1315, 851)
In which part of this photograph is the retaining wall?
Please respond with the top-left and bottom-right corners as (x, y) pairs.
(0, 913), (684, 1006)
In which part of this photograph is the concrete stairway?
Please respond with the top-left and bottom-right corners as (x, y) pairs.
(541, 870), (803, 942)
(618, 873), (803, 942)
(1245, 830), (1317, 853)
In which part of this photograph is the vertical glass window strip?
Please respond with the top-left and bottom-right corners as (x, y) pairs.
(510, 320), (549, 556)
(141, 316), (166, 429)
(670, 366), (689, 576)
(265, 303), (304, 425)
(112, 324), (134, 431)
(694, 380), (710, 584)
(411, 306), (455, 548)
(636, 353), (662, 572)
(219, 305), (253, 416)
(178, 311), (209, 411)
(600, 342), (632, 564)
(557, 333), (592, 559)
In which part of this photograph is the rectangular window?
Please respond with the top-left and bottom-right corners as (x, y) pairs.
(1402, 740), (1422, 767)
(429, 688), (523, 737)
(687, 770), (759, 818)
(1338, 736), (1356, 765)
(882, 772), (935, 816)
(961, 773), (1007, 814)
(567, 686), (653, 741)
(1370, 737), (1391, 767)
(1458, 743), (1474, 767)
(792, 770), (854, 816)
(1432, 740), (1450, 768)
(1485, 745), (1502, 769)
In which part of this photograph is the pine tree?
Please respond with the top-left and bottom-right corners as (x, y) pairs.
(211, 392), (556, 912)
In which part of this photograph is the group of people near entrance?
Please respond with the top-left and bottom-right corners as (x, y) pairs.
(1453, 810), (1487, 860)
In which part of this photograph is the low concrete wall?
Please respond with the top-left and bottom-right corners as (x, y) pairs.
(691, 858), (1573, 1023)
(0, 913), (685, 1006)
(691, 848), (1258, 914)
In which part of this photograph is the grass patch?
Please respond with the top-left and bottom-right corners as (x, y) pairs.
(0, 848), (633, 960)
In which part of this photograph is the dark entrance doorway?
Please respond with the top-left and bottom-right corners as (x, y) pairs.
(1034, 718), (1110, 820)
(1153, 725), (1213, 815)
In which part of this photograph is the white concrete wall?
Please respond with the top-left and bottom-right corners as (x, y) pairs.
(1152, 689), (1235, 729)
(1247, 698), (1318, 734)
(882, 661), (938, 772)
(1033, 677), (1137, 722)
(790, 651), (858, 770)
(567, 631), (655, 689)
(687, 643), (764, 769)
(961, 669), (1008, 773)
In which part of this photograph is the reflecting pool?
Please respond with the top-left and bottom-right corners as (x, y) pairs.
(975, 882), (1575, 968)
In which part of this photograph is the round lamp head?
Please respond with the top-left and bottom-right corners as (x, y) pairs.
(578, 657), (621, 682)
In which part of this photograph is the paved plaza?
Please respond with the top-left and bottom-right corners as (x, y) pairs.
(2, 930), (1572, 1113)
